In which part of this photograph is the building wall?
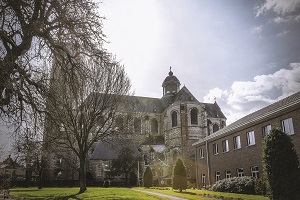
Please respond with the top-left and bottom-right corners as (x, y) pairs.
(195, 103), (300, 188)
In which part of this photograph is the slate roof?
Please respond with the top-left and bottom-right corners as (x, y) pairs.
(85, 86), (226, 120)
(90, 137), (141, 160)
(193, 91), (300, 146)
(162, 70), (180, 87)
(203, 102), (227, 119)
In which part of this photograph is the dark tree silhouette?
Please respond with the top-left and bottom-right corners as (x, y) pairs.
(110, 148), (138, 187)
(143, 166), (153, 188)
(263, 129), (300, 200)
(172, 158), (187, 192)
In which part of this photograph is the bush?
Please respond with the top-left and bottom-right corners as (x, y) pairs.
(172, 158), (187, 192)
(210, 176), (256, 194)
(143, 166), (153, 188)
(254, 171), (270, 196)
(103, 180), (110, 188)
(263, 129), (300, 200)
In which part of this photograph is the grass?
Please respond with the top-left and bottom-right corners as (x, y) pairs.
(135, 187), (270, 200)
(9, 187), (169, 200)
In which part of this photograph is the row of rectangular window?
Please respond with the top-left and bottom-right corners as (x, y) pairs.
(198, 117), (295, 158)
(214, 166), (259, 182)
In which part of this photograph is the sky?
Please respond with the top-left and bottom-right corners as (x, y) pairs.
(98, 0), (300, 123)
(1, 0), (300, 160)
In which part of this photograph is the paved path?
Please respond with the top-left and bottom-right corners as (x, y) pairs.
(133, 189), (188, 200)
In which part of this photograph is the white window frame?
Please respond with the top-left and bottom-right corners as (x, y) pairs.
(262, 125), (272, 138)
(247, 131), (256, 146)
(222, 140), (229, 152)
(251, 166), (259, 178)
(281, 118), (295, 135)
(215, 171), (220, 182)
(225, 170), (231, 179)
(213, 143), (219, 155)
(237, 168), (244, 177)
(233, 135), (241, 149)
(199, 148), (204, 159)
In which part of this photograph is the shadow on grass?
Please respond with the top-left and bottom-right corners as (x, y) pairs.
(52, 193), (81, 200)
(173, 191), (197, 195)
(10, 189), (41, 192)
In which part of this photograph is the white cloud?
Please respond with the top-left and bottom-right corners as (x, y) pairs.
(256, 0), (300, 16)
(204, 63), (300, 124)
(276, 30), (289, 37)
(251, 25), (263, 34)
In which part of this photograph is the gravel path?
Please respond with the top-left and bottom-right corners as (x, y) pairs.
(134, 189), (188, 200)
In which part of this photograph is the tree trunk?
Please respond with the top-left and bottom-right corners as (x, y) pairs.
(38, 169), (43, 189)
(79, 156), (87, 193)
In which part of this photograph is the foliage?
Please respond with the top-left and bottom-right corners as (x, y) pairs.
(143, 166), (153, 188)
(210, 176), (256, 194)
(103, 180), (110, 188)
(254, 171), (270, 196)
(263, 129), (300, 200)
(111, 148), (138, 186)
(172, 158), (187, 192)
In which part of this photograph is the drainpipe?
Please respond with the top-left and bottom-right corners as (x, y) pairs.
(205, 140), (211, 187)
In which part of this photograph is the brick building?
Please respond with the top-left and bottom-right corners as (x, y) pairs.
(193, 91), (300, 188)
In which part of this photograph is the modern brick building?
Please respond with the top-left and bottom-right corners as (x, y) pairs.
(193, 91), (300, 188)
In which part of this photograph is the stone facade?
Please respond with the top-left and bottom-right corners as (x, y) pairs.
(89, 70), (226, 183)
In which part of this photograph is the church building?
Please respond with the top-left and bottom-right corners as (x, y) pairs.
(90, 69), (227, 184)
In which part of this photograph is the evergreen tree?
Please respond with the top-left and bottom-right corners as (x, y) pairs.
(172, 158), (187, 192)
(263, 129), (300, 200)
(143, 166), (153, 188)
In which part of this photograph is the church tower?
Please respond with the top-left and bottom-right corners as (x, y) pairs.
(162, 67), (181, 96)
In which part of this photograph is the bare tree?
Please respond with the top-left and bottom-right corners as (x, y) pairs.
(45, 55), (131, 193)
(0, 0), (107, 118)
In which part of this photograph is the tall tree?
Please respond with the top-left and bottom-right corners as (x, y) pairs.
(0, 0), (107, 118)
(172, 158), (187, 192)
(143, 166), (153, 188)
(111, 148), (138, 187)
(263, 129), (300, 200)
(45, 56), (131, 193)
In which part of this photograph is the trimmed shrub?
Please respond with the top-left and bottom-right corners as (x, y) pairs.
(263, 129), (300, 200)
(210, 176), (256, 194)
(103, 180), (110, 188)
(143, 166), (153, 188)
(172, 158), (187, 192)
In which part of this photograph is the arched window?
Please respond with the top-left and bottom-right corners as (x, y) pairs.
(116, 117), (123, 129)
(171, 111), (178, 127)
(134, 118), (141, 133)
(190, 108), (198, 125)
(213, 124), (219, 133)
(151, 119), (158, 134)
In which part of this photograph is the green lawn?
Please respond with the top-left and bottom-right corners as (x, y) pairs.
(9, 187), (270, 200)
(135, 187), (270, 200)
(9, 187), (168, 200)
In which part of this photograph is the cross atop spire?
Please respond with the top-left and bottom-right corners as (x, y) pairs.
(169, 66), (172, 71)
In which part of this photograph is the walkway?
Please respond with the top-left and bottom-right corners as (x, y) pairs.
(133, 189), (188, 200)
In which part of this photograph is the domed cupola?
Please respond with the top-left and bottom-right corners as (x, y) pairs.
(162, 67), (181, 96)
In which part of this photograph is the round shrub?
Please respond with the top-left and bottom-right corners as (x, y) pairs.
(210, 176), (256, 194)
